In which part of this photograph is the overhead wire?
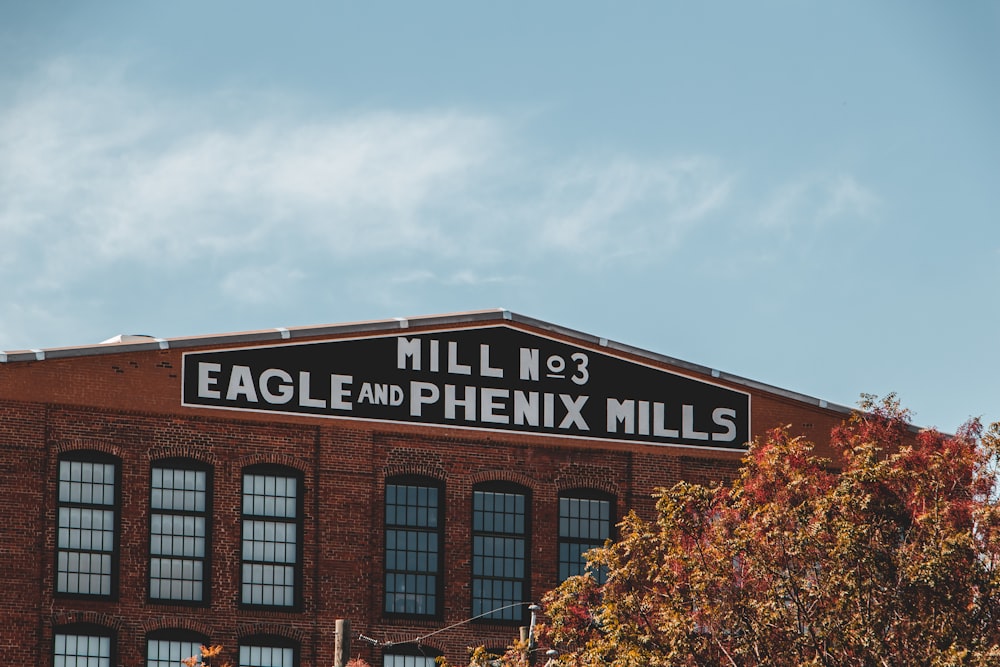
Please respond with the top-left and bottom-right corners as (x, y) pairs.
(358, 602), (536, 648)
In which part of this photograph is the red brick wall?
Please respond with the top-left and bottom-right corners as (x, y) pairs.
(0, 329), (854, 666)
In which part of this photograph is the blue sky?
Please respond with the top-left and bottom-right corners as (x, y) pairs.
(1, 2), (997, 432)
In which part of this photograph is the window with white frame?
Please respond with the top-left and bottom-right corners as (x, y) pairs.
(56, 453), (119, 597)
(150, 460), (210, 602)
(241, 466), (301, 607)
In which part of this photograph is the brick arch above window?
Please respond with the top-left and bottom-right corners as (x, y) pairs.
(52, 438), (126, 460)
(235, 453), (310, 473)
(146, 446), (220, 466)
(554, 468), (621, 497)
(382, 462), (447, 482)
(467, 470), (539, 492)
(50, 611), (126, 632)
(139, 617), (216, 637)
(237, 623), (306, 643)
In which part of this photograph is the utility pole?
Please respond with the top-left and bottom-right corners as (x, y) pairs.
(520, 604), (541, 664)
(334, 619), (351, 667)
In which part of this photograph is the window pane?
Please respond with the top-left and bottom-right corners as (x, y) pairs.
(57, 457), (117, 597)
(383, 655), (438, 667)
(242, 471), (299, 607)
(239, 643), (295, 667)
(54, 632), (112, 667)
(558, 494), (612, 584)
(147, 638), (203, 667)
(150, 464), (209, 602)
(384, 480), (442, 616)
(472, 488), (527, 621)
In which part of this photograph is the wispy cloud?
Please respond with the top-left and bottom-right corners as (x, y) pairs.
(532, 156), (733, 262)
(0, 59), (737, 347)
(1, 61), (736, 263)
(1, 69), (503, 271)
(757, 173), (880, 236)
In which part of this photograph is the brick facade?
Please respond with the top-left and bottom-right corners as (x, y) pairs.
(0, 310), (852, 666)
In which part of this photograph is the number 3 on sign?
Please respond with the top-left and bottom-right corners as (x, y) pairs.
(571, 352), (589, 385)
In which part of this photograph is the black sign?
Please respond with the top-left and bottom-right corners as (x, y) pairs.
(182, 326), (750, 450)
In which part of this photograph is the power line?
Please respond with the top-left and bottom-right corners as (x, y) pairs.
(358, 602), (536, 648)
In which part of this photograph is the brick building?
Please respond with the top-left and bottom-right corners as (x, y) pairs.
(0, 309), (854, 667)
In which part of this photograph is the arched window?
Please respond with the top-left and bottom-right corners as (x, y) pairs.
(384, 476), (444, 617)
(558, 490), (614, 583)
(240, 465), (303, 608)
(54, 624), (114, 667)
(146, 629), (209, 667)
(56, 452), (120, 598)
(472, 482), (530, 623)
(239, 635), (298, 667)
(149, 459), (211, 603)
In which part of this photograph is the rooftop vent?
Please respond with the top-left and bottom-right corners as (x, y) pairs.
(100, 334), (158, 344)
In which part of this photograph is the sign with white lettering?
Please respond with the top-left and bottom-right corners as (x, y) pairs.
(181, 326), (750, 450)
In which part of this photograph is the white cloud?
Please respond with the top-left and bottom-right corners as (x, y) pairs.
(531, 156), (733, 261)
(385, 269), (518, 288)
(443, 270), (510, 286)
(1, 62), (736, 276)
(0, 65), (505, 278)
(757, 173), (880, 235)
(0, 60), (739, 348)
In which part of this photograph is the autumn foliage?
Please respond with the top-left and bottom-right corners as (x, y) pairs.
(182, 645), (230, 667)
(182, 646), (373, 667)
(539, 396), (1000, 666)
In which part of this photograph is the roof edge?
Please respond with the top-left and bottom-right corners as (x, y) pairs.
(1, 308), (857, 417)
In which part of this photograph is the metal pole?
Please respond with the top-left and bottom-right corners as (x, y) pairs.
(334, 619), (351, 667)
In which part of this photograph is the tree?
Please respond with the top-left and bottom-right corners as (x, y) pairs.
(539, 396), (1000, 666)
